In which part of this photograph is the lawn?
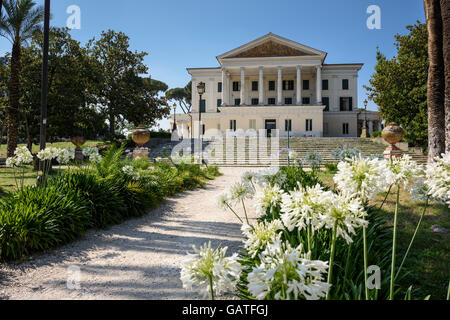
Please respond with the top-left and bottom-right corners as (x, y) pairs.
(318, 170), (450, 300)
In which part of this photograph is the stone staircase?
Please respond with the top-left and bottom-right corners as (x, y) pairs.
(145, 137), (428, 167)
(202, 137), (428, 167)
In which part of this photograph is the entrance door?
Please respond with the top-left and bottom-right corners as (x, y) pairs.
(265, 120), (277, 137)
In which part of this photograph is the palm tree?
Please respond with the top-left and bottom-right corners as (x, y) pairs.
(0, 0), (44, 157)
(441, 0), (450, 152)
(423, 0), (446, 161)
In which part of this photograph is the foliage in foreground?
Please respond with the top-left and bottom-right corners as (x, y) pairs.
(0, 146), (221, 262)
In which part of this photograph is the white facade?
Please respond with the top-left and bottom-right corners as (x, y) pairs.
(173, 33), (380, 138)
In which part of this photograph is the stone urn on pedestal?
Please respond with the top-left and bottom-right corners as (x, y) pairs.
(71, 136), (86, 162)
(132, 125), (150, 160)
(382, 122), (404, 160)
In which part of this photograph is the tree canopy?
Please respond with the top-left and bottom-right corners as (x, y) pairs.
(365, 21), (429, 149)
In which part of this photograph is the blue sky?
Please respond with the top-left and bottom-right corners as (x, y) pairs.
(0, 0), (426, 130)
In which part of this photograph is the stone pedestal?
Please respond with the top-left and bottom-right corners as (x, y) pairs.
(133, 148), (149, 160)
(361, 127), (368, 138)
(383, 144), (403, 160)
(74, 149), (84, 162)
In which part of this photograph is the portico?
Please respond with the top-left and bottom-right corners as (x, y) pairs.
(173, 33), (375, 139)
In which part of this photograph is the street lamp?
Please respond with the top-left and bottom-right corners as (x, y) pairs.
(0, 0), (3, 17)
(172, 103), (177, 132)
(39, 0), (50, 170)
(361, 99), (369, 138)
(196, 82), (206, 163)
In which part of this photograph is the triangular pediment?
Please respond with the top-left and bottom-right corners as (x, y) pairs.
(229, 40), (311, 58)
(217, 33), (327, 61)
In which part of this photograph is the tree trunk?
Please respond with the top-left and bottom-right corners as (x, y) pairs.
(424, 0), (446, 161)
(7, 42), (22, 158)
(440, 0), (450, 152)
(109, 112), (115, 138)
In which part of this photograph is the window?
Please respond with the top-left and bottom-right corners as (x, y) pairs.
(268, 98), (276, 105)
(217, 99), (222, 107)
(322, 79), (329, 90)
(302, 97), (311, 105)
(200, 100), (206, 113)
(323, 97), (330, 112)
(249, 119), (256, 130)
(234, 98), (241, 106)
(303, 80), (310, 90)
(340, 97), (353, 111)
(202, 125), (206, 135)
(251, 98), (259, 106)
(285, 97), (293, 105)
(233, 81), (240, 92)
(268, 81), (276, 91)
(342, 79), (349, 90)
(306, 119), (313, 132)
(252, 81), (258, 91)
(283, 80), (294, 91)
(343, 123), (350, 135)
(218, 82), (222, 93)
(285, 119), (292, 131)
(230, 120), (237, 131)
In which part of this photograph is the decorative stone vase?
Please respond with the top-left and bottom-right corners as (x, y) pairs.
(382, 122), (404, 160)
(132, 125), (150, 160)
(71, 136), (86, 162)
(132, 126), (151, 148)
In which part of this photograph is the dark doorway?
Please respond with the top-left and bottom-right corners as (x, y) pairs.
(265, 120), (277, 137)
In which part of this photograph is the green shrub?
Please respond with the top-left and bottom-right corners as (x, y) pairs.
(279, 166), (322, 192)
(325, 163), (339, 173)
(371, 131), (382, 138)
(0, 185), (91, 261)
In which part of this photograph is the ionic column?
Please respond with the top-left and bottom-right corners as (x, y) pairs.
(316, 65), (322, 105)
(277, 66), (283, 105)
(221, 68), (228, 105)
(240, 67), (246, 106)
(259, 66), (264, 105)
(296, 65), (302, 105)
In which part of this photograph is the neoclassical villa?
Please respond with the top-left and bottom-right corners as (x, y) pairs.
(172, 33), (380, 138)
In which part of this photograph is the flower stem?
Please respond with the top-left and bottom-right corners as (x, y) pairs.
(241, 199), (250, 225)
(326, 223), (338, 300)
(390, 185), (401, 300)
(395, 197), (429, 281)
(363, 226), (369, 300)
(226, 203), (243, 224)
(208, 275), (215, 300)
(379, 184), (393, 210)
(447, 280), (450, 300)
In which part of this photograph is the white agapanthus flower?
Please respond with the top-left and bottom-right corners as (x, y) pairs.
(180, 242), (243, 299)
(88, 152), (102, 164)
(425, 152), (450, 207)
(254, 167), (286, 187)
(56, 147), (75, 165)
(333, 155), (391, 202)
(241, 219), (284, 258)
(254, 183), (285, 216)
(280, 184), (334, 232)
(321, 193), (368, 244)
(82, 147), (99, 157)
(387, 154), (422, 189)
(122, 165), (140, 180)
(247, 239), (330, 300)
(14, 146), (34, 165)
(5, 157), (18, 168)
(302, 151), (323, 169)
(37, 147), (59, 161)
(229, 182), (255, 204)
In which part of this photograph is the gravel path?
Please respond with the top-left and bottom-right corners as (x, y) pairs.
(0, 167), (260, 300)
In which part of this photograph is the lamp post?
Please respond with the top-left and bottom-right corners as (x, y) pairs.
(0, 0), (3, 17)
(196, 82), (206, 163)
(172, 104), (177, 132)
(361, 99), (368, 138)
(39, 0), (50, 169)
